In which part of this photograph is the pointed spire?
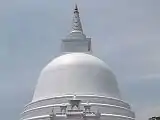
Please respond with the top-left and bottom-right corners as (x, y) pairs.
(75, 4), (78, 11)
(71, 4), (83, 33)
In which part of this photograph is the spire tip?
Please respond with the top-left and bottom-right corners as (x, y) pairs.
(75, 4), (78, 11)
(71, 4), (83, 33)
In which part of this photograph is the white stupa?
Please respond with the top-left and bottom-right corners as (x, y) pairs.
(20, 5), (135, 120)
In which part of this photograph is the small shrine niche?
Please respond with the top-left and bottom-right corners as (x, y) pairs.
(60, 105), (67, 113)
(84, 102), (91, 112)
(50, 107), (55, 120)
(69, 95), (81, 110)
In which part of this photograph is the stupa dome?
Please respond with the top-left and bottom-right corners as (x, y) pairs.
(20, 5), (135, 120)
(33, 53), (121, 102)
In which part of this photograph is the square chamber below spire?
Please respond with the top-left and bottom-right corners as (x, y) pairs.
(61, 38), (92, 53)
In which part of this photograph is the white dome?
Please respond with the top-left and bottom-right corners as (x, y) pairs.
(33, 53), (121, 102)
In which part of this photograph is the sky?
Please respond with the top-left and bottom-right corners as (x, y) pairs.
(0, 0), (160, 120)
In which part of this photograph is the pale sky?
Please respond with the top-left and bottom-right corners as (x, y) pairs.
(0, 0), (160, 120)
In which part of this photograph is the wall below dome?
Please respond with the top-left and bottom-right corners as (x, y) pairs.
(21, 95), (135, 120)
(24, 95), (130, 111)
(22, 105), (134, 120)
(22, 116), (134, 120)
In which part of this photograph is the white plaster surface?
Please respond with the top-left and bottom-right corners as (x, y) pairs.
(33, 53), (121, 102)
